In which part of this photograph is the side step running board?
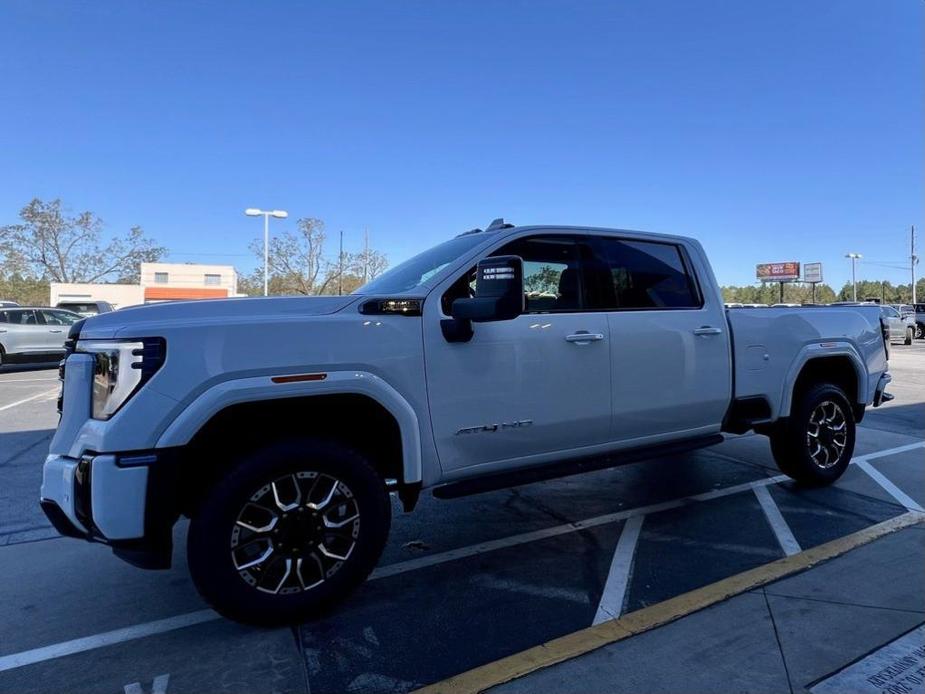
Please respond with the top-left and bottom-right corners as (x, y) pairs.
(432, 434), (724, 500)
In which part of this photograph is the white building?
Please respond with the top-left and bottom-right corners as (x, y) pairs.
(50, 263), (241, 309)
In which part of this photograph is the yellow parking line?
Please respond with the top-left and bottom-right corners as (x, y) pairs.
(413, 511), (925, 694)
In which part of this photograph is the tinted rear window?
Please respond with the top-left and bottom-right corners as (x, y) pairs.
(587, 237), (701, 309)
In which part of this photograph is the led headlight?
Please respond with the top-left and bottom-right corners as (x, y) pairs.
(76, 338), (165, 420)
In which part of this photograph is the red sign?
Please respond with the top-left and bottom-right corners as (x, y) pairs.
(756, 262), (800, 282)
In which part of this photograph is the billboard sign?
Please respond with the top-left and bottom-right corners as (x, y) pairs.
(756, 262), (800, 282)
(803, 262), (823, 283)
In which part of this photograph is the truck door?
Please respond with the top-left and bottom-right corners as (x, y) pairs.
(423, 234), (612, 474)
(585, 235), (732, 443)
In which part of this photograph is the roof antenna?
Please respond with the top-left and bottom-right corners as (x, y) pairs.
(486, 218), (514, 231)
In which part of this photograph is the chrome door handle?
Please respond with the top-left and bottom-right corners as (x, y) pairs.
(693, 327), (723, 336)
(49, 329), (64, 333)
(565, 332), (605, 344)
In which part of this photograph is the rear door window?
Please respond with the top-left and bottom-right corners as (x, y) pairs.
(586, 237), (701, 310)
(4, 309), (38, 325)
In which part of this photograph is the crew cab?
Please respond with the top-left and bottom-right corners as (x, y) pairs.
(40, 221), (893, 625)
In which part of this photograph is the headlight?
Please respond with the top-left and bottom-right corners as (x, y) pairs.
(76, 338), (166, 420)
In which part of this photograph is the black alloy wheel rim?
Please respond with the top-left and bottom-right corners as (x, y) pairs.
(230, 472), (360, 594)
(806, 400), (848, 469)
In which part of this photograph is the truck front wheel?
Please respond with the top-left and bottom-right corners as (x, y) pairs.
(769, 383), (856, 486)
(187, 438), (391, 625)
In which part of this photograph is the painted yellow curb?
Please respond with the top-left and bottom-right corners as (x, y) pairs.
(413, 511), (925, 694)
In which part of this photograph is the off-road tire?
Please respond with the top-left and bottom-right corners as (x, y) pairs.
(768, 383), (856, 486)
(187, 437), (391, 626)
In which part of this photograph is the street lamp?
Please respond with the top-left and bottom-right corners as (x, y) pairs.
(845, 253), (862, 302)
(245, 208), (289, 296)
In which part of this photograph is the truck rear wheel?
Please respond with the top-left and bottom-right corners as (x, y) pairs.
(187, 438), (391, 625)
(769, 383), (856, 486)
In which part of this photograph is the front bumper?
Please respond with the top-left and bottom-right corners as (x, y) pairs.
(40, 451), (180, 569)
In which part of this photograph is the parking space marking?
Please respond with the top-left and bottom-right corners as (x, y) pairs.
(0, 388), (58, 412)
(593, 515), (643, 624)
(753, 484), (802, 556)
(0, 610), (216, 673)
(0, 377), (59, 383)
(855, 459), (925, 513)
(0, 440), (920, 674)
(855, 441), (925, 462)
(124, 674), (170, 694)
(413, 511), (925, 694)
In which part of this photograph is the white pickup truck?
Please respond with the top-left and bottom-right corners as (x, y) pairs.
(41, 221), (893, 624)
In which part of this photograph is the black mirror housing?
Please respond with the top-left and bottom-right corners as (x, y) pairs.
(451, 256), (524, 323)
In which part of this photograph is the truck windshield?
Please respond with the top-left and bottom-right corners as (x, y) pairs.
(354, 234), (488, 294)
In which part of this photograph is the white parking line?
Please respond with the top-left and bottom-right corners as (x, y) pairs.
(0, 611), (216, 673)
(0, 440), (921, 673)
(593, 514), (644, 624)
(855, 459), (925, 512)
(0, 388), (58, 412)
(0, 377), (59, 383)
(753, 484), (802, 556)
(124, 674), (170, 694)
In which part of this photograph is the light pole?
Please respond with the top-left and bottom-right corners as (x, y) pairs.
(245, 208), (289, 296)
(845, 253), (862, 302)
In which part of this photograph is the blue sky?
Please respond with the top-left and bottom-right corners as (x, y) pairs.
(1, 0), (921, 289)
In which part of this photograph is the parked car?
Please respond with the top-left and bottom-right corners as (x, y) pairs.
(914, 303), (925, 340)
(42, 221), (892, 625)
(0, 307), (82, 366)
(55, 300), (115, 317)
(880, 305), (913, 345)
(0, 300), (20, 308)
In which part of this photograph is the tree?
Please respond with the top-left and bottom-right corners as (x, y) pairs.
(837, 279), (925, 304)
(721, 282), (836, 304)
(524, 265), (561, 295)
(246, 217), (389, 296)
(0, 272), (49, 305)
(0, 198), (166, 283)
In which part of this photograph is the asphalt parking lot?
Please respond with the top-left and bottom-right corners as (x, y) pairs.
(0, 346), (923, 694)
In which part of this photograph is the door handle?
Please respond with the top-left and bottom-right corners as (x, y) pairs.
(693, 326), (723, 336)
(49, 329), (64, 333)
(565, 332), (605, 344)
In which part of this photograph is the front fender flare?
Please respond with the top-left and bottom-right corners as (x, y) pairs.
(156, 370), (423, 484)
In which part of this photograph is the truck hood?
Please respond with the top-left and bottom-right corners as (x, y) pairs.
(77, 295), (363, 339)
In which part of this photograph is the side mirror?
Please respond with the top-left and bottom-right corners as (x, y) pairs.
(453, 255), (524, 322)
(441, 256), (524, 342)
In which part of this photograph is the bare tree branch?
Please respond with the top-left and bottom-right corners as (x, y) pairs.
(0, 198), (166, 283)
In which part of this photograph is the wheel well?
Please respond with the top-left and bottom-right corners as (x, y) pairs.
(179, 393), (404, 516)
(791, 356), (863, 421)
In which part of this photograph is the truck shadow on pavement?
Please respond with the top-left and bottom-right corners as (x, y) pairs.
(0, 428), (57, 545)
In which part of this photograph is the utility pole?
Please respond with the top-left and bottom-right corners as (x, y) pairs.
(338, 230), (344, 296)
(912, 225), (917, 305)
(845, 253), (862, 301)
(363, 228), (369, 285)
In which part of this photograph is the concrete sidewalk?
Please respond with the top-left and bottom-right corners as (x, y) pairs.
(489, 526), (925, 694)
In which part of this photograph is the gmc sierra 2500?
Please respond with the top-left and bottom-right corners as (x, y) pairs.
(41, 220), (893, 624)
